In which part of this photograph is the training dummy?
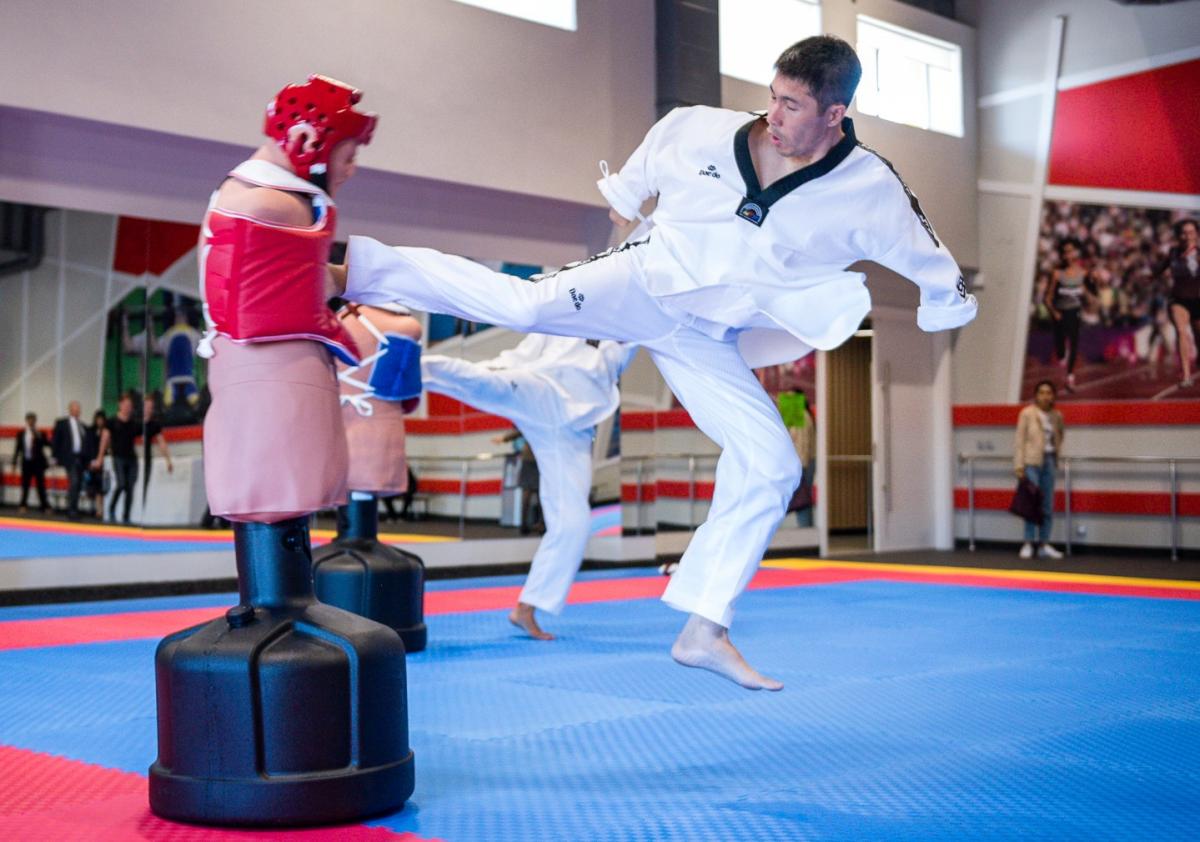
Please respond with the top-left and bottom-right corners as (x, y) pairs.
(423, 333), (635, 639)
(312, 302), (428, 652)
(336, 37), (977, 691)
(150, 76), (413, 826)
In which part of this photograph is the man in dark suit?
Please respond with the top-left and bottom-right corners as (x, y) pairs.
(11, 412), (50, 513)
(51, 400), (88, 518)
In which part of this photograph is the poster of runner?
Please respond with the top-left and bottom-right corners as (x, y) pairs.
(1021, 201), (1199, 401)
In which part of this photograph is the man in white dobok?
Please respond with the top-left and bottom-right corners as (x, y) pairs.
(423, 334), (634, 640)
(337, 37), (977, 690)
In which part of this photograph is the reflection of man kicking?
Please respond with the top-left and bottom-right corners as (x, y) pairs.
(423, 334), (634, 640)
(338, 37), (976, 690)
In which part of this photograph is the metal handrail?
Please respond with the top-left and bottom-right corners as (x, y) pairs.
(406, 453), (504, 538)
(958, 452), (1197, 560)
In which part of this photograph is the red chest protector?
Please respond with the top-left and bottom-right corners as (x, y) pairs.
(199, 159), (359, 364)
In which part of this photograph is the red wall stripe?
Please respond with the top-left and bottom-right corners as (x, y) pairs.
(416, 478), (503, 496)
(3, 472), (69, 490)
(1048, 59), (1200, 195)
(954, 487), (1200, 518)
(953, 401), (1200, 427)
(406, 415), (511, 435)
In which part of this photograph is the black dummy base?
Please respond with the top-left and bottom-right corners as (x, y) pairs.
(148, 517), (414, 827)
(313, 497), (427, 653)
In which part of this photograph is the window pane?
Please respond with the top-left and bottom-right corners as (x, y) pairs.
(720, 0), (822, 87)
(449, 0), (576, 31)
(855, 14), (963, 137)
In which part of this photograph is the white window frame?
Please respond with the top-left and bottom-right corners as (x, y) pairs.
(855, 14), (963, 137)
(720, 0), (822, 87)
(448, 0), (576, 32)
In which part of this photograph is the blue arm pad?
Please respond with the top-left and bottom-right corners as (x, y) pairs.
(369, 334), (423, 401)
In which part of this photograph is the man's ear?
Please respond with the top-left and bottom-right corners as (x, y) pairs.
(825, 103), (847, 127)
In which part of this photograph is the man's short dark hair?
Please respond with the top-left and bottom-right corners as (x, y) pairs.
(25, 412), (36, 423)
(774, 35), (862, 112)
(1035, 379), (1057, 395)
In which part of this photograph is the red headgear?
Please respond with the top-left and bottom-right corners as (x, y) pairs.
(263, 75), (377, 182)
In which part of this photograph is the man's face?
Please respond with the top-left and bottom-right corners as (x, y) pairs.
(68, 401), (80, 418)
(326, 140), (360, 197)
(765, 73), (844, 161)
(119, 397), (133, 416)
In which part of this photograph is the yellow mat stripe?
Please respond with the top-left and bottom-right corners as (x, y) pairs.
(0, 516), (456, 544)
(762, 558), (1200, 591)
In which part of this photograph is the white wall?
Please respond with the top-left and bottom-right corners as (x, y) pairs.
(0, 0), (654, 209)
(956, 0), (1200, 404)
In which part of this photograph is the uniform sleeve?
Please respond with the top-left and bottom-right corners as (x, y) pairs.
(875, 187), (978, 332)
(596, 107), (688, 220)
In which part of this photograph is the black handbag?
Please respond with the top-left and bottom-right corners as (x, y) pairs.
(1008, 478), (1043, 523)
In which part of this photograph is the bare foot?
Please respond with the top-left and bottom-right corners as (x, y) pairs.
(509, 602), (555, 640)
(670, 614), (783, 691)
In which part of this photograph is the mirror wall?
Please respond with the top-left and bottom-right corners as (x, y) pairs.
(0, 202), (208, 530)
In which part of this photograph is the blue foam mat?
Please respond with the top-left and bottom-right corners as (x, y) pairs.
(0, 580), (1197, 840)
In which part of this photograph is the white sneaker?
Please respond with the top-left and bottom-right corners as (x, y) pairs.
(1019, 543), (1034, 560)
(1039, 544), (1063, 559)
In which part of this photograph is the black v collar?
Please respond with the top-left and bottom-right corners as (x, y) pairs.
(733, 116), (857, 227)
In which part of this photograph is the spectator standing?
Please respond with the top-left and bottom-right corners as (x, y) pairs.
(85, 410), (111, 518)
(106, 394), (139, 524)
(140, 395), (174, 507)
(1014, 380), (1065, 560)
(12, 412), (50, 513)
(51, 400), (88, 519)
(778, 389), (816, 527)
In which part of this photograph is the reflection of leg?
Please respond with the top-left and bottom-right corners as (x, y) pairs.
(19, 469), (32, 509)
(516, 430), (594, 618)
(651, 329), (799, 690)
(35, 471), (48, 511)
(347, 238), (676, 343)
(67, 462), (82, 516)
(794, 461), (814, 527)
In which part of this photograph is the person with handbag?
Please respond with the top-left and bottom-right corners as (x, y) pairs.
(1014, 380), (1065, 560)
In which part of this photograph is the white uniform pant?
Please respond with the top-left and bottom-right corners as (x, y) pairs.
(422, 355), (595, 615)
(349, 237), (802, 627)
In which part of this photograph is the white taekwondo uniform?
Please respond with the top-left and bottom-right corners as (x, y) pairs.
(346, 105), (977, 628)
(422, 334), (634, 615)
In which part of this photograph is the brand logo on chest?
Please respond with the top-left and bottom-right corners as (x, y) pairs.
(698, 164), (722, 179)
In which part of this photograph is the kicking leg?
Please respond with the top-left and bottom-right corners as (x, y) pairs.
(345, 237), (675, 342)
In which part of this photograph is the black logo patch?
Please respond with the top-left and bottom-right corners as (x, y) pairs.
(736, 200), (766, 226)
(698, 163), (722, 179)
